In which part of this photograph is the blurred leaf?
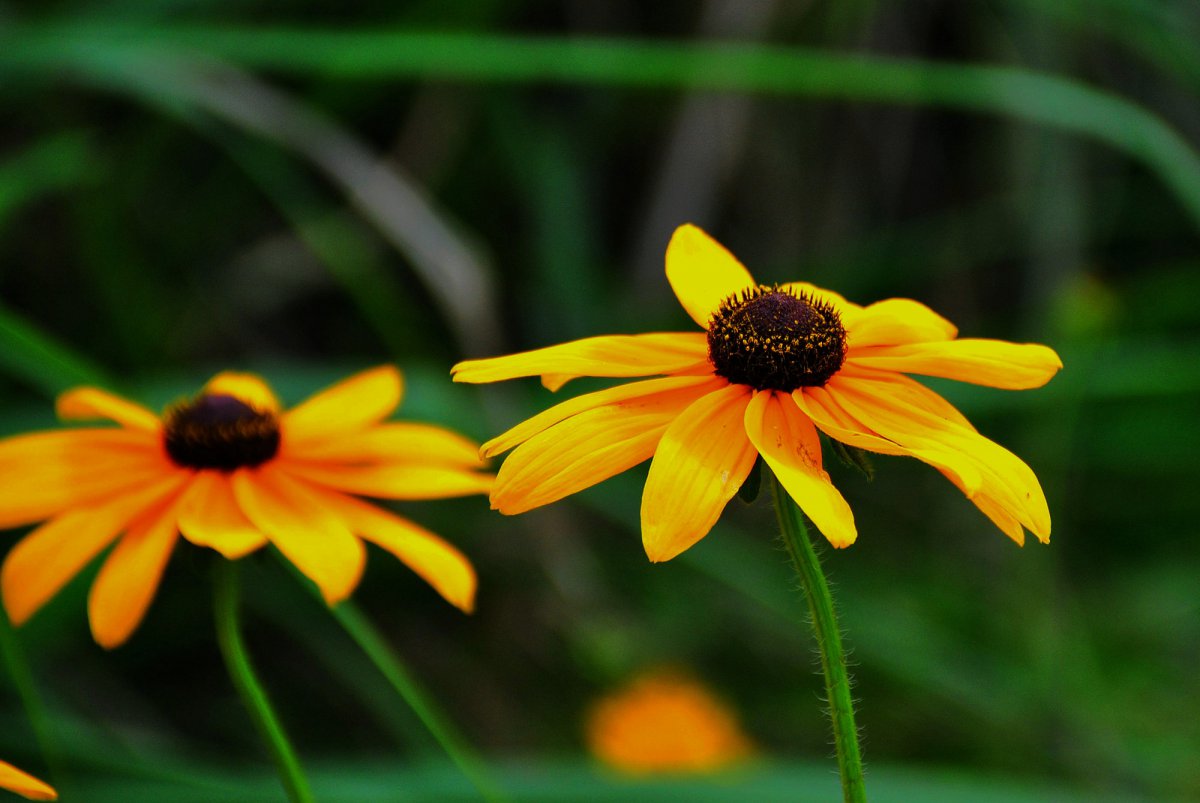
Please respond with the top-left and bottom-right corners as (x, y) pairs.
(0, 131), (94, 239)
(5, 26), (1199, 228)
(0, 301), (110, 396)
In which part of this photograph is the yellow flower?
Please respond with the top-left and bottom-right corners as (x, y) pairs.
(585, 669), (753, 774)
(0, 366), (490, 648)
(0, 761), (55, 801)
(453, 224), (1061, 560)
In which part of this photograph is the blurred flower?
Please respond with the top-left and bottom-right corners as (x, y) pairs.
(0, 761), (55, 801)
(586, 669), (753, 774)
(0, 366), (490, 648)
(454, 224), (1061, 560)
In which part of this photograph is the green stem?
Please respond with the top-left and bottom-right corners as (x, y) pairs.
(772, 475), (867, 803)
(0, 607), (61, 782)
(213, 561), (315, 803)
(329, 600), (508, 803)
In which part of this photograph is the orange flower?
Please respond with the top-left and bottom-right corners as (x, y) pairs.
(0, 366), (490, 648)
(0, 761), (55, 801)
(453, 224), (1061, 560)
(586, 669), (753, 774)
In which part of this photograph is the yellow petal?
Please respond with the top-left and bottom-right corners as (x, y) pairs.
(640, 384), (757, 562)
(0, 431), (174, 529)
(797, 383), (984, 493)
(828, 374), (1050, 541)
(794, 387), (909, 457)
(744, 391), (857, 547)
(665, 224), (756, 329)
(939, 469), (1027, 546)
(0, 760), (57, 801)
(176, 472), (268, 559)
(481, 375), (722, 459)
(781, 282), (861, 316)
(847, 339), (1063, 389)
(845, 298), (958, 349)
(88, 494), (183, 649)
(313, 489), (476, 613)
(56, 387), (160, 432)
(451, 333), (710, 387)
(491, 380), (722, 515)
(231, 467), (366, 604)
(1, 474), (188, 626)
(283, 422), (484, 467)
(281, 462), (493, 500)
(835, 365), (976, 430)
(282, 366), (404, 445)
(203, 372), (281, 413)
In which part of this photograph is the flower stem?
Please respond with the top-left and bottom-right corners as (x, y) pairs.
(329, 601), (508, 803)
(772, 474), (867, 803)
(0, 607), (61, 782)
(213, 560), (315, 803)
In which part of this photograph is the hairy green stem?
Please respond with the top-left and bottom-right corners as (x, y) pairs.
(213, 561), (315, 803)
(330, 601), (507, 803)
(772, 475), (866, 803)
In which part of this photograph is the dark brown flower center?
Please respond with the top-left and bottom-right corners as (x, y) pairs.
(706, 285), (847, 391)
(163, 394), (280, 471)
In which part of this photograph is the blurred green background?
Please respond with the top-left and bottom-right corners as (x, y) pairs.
(1, 2), (1198, 801)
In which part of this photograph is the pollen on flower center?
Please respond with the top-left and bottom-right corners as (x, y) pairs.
(706, 285), (847, 391)
(163, 394), (280, 471)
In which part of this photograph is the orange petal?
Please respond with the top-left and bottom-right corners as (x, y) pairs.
(845, 298), (958, 349)
(1, 474), (188, 626)
(0, 760), (57, 801)
(827, 373), (1050, 541)
(313, 490), (476, 613)
(231, 467), (366, 604)
(847, 339), (1063, 389)
(640, 384), (757, 562)
(491, 380), (723, 515)
(481, 375), (722, 459)
(281, 462), (493, 500)
(451, 333), (710, 388)
(203, 372), (281, 413)
(744, 391), (857, 547)
(55, 387), (160, 432)
(282, 366), (403, 445)
(665, 224), (756, 329)
(0, 431), (175, 529)
(88, 493), (184, 649)
(176, 472), (267, 559)
(283, 422), (484, 468)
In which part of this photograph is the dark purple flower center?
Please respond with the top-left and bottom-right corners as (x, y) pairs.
(163, 394), (280, 471)
(706, 285), (847, 391)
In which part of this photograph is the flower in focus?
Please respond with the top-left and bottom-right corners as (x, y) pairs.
(453, 224), (1062, 560)
(585, 669), (753, 775)
(0, 366), (490, 648)
(0, 761), (55, 801)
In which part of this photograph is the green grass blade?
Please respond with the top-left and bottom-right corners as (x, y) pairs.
(0, 302), (110, 397)
(4, 27), (1200, 230)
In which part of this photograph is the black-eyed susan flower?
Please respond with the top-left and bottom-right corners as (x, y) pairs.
(453, 224), (1062, 561)
(585, 669), (753, 774)
(0, 366), (490, 649)
(0, 760), (55, 801)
